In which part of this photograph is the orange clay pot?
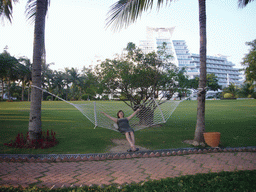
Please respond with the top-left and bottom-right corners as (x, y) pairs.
(203, 132), (221, 147)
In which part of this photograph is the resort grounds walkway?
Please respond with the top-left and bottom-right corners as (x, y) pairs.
(0, 149), (256, 189)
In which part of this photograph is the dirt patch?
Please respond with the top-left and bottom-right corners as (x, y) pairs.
(183, 140), (206, 147)
(183, 140), (194, 145)
(105, 139), (150, 153)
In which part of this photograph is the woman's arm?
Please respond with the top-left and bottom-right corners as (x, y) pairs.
(127, 108), (140, 121)
(100, 112), (118, 123)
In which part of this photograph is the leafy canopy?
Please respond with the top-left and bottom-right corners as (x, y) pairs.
(241, 39), (256, 83)
(96, 42), (187, 108)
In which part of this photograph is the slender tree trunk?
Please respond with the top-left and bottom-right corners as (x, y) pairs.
(66, 86), (69, 101)
(28, 84), (30, 101)
(1, 80), (4, 100)
(194, 0), (207, 143)
(42, 89), (44, 101)
(7, 78), (10, 100)
(28, 0), (47, 140)
(22, 80), (24, 101)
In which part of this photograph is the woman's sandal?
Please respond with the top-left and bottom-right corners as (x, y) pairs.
(127, 148), (139, 152)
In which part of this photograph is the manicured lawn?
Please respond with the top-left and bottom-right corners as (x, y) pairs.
(0, 99), (255, 154)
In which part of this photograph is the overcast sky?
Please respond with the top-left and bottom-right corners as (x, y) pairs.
(1, 0), (255, 71)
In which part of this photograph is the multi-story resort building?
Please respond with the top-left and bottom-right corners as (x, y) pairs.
(139, 27), (179, 67)
(139, 27), (242, 88)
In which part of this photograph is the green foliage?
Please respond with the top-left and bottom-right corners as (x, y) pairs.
(223, 93), (234, 99)
(238, 82), (255, 98)
(222, 83), (239, 98)
(222, 82), (256, 99)
(251, 92), (256, 99)
(42, 66), (103, 101)
(119, 93), (128, 100)
(96, 42), (187, 108)
(102, 95), (109, 100)
(46, 96), (52, 101)
(241, 39), (256, 82)
(206, 73), (221, 91)
(0, 170), (255, 191)
(0, 50), (32, 101)
(2, 43), (228, 103)
(0, 49), (27, 100)
(0, 0), (19, 24)
(81, 94), (90, 100)
(188, 74), (221, 91)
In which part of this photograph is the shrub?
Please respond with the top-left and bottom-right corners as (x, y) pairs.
(4, 130), (58, 149)
(81, 94), (92, 100)
(251, 92), (256, 99)
(223, 93), (234, 99)
(102, 95), (109, 100)
(46, 96), (52, 101)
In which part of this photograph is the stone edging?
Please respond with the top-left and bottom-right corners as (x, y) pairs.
(0, 146), (255, 163)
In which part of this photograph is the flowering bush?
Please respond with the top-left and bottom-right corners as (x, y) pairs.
(4, 130), (58, 149)
(223, 93), (234, 99)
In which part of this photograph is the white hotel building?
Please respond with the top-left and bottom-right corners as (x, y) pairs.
(139, 27), (242, 87)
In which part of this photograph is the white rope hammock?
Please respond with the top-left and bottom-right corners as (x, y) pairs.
(32, 85), (182, 132)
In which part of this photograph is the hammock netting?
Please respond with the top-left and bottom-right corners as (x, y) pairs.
(32, 85), (182, 132)
(74, 99), (181, 132)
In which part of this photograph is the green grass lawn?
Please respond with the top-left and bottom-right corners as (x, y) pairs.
(0, 99), (256, 154)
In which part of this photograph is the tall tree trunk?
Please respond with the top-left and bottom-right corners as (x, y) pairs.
(28, 0), (47, 140)
(22, 79), (25, 101)
(1, 80), (4, 100)
(7, 78), (10, 100)
(194, 0), (207, 144)
(28, 83), (30, 101)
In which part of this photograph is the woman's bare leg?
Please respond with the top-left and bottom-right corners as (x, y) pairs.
(130, 131), (135, 146)
(125, 132), (135, 150)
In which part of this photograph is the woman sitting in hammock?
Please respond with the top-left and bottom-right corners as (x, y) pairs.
(101, 108), (140, 152)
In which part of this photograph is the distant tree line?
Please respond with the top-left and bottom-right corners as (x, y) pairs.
(1, 41), (255, 101)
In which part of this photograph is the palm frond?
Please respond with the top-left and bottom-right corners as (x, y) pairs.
(25, 0), (50, 25)
(0, 0), (19, 24)
(106, 0), (169, 31)
(238, 0), (255, 8)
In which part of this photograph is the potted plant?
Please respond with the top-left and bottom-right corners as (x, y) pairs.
(203, 132), (221, 147)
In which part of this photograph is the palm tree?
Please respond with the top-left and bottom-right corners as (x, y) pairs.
(63, 67), (72, 100)
(52, 70), (64, 98)
(238, 0), (254, 8)
(0, 0), (18, 23)
(67, 67), (81, 100)
(18, 57), (32, 101)
(106, 0), (255, 144)
(26, 0), (50, 140)
(41, 61), (54, 100)
(223, 83), (239, 98)
(239, 82), (255, 98)
(0, 49), (20, 100)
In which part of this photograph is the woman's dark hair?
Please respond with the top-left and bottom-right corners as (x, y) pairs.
(117, 110), (124, 118)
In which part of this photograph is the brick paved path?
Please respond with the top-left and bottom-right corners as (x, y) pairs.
(0, 152), (256, 188)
